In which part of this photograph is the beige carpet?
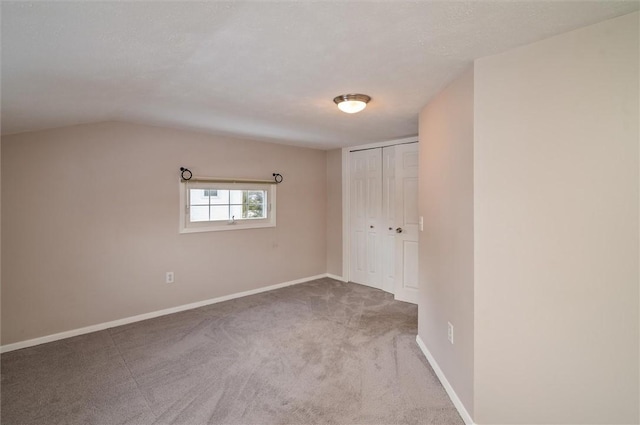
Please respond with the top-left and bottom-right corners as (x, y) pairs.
(1, 278), (464, 425)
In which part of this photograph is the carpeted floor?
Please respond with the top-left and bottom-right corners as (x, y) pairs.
(1, 278), (464, 425)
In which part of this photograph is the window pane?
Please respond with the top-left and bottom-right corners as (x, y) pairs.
(189, 189), (209, 205)
(247, 190), (264, 203)
(190, 206), (209, 222)
(243, 205), (264, 218)
(229, 204), (243, 220)
(210, 190), (229, 205)
(209, 205), (230, 221)
(229, 190), (244, 204)
(243, 190), (265, 218)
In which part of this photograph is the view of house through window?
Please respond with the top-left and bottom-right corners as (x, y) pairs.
(180, 181), (276, 233)
(189, 189), (266, 222)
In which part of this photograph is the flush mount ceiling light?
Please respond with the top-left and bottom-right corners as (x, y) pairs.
(333, 94), (371, 114)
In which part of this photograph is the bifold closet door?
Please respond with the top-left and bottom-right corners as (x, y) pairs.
(381, 146), (397, 294)
(349, 143), (419, 300)
(393, 143), (419, 304)
(349, 149), (383, 290)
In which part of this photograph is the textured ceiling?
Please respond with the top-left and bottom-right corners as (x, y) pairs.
(2, 1), (638, 149)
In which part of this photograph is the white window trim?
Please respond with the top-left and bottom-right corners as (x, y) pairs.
(179, 181), (276, 233)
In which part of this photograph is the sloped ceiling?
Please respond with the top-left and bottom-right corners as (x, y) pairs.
(2, 1), (638, 149)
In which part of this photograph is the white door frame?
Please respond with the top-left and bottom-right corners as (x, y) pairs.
(342, 136), (418, 286)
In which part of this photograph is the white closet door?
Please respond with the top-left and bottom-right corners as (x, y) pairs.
(393, 143), (420, 304)
(381, 146), (396, 293)
(350, 149), (383, 290)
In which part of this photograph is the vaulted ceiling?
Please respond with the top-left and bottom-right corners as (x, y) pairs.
(2, 1), (638, 149)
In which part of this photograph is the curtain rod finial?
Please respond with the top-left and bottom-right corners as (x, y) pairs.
(180, 167), (192, 180)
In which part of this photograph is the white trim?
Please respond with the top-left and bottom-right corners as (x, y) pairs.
(346, 136), (418, 152)
(415, 335), (475, 425)
(341, 146), (350, 282)
(326, 273), (348, 282)
(1, 274), (328, 353)
(394, 293), (416, 304)
(179, 181), (276, 233)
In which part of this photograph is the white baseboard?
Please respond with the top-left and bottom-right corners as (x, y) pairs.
(1, 274), (328, 354)
(326, 273), (348, 282)
(415, 335), (475, 425)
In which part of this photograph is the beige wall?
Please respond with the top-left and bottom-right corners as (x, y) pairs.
(474, 12), (639, 424)
(325, 149), (342, 277)
(418, 67), (475, 416)
(1, 122), (327, 345)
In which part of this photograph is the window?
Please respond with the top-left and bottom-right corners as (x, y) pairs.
(180, 181), (276, 233)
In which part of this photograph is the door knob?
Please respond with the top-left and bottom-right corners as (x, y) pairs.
(396, 227), (403, 233)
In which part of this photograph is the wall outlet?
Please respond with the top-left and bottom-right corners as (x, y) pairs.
(447, 322), (454, 344)
(166, 272), (174, 284)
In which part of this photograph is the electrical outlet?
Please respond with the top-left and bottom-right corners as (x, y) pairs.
(447, 322), (454, 344)
(166, 272), (174, 284)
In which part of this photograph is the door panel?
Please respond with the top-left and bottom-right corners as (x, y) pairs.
(350, 149), (382, 289)
(394, 143), (420, 303)
(354, 230), (366, 274)
(381, 146), (396, 293)
(403, 178), (419, 225)
(402, 241), (419, 290)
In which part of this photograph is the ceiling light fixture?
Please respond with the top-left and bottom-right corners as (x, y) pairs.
(333, 94), (371, 114)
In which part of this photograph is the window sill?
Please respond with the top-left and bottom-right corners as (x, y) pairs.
(179, 221), (276, 234)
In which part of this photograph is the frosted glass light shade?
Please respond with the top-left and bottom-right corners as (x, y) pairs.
(333, 94), (371, 114)
(337, 100), (367, 113)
